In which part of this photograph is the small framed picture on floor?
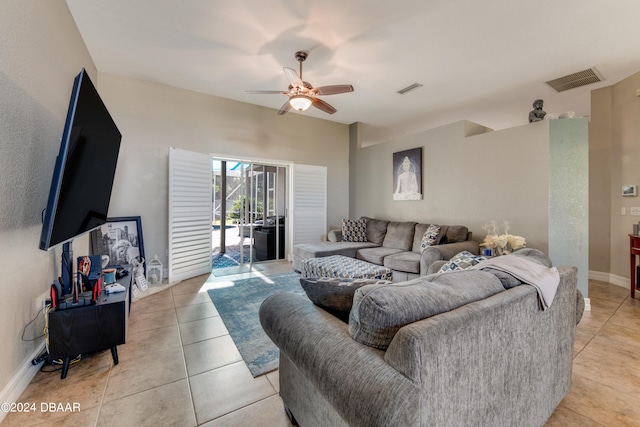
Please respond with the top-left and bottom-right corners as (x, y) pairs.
(90, 216), (146, 276)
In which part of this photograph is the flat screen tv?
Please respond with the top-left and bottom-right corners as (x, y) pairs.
(39, 69), (121, 290)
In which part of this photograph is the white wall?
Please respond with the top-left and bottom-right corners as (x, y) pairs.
(97, 73), (350, 269)
(590, 70), (640, 286)
(350, 121), (550, 248)
(589, 87), (613, 275)
(0, 0), (96, 408)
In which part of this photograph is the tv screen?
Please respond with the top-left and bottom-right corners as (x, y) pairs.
(39, 69), (122, 251)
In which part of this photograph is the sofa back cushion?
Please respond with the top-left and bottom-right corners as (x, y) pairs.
(411, 224), (469, 251)
(348, 270), (504, 350)
(382, 221), (417, 250)
(412, 223), (443, 252)
(361, 217), (389, 244)
(442, 225), (469, 243)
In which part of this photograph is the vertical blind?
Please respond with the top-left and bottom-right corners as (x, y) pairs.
(168, 147), (212, 283)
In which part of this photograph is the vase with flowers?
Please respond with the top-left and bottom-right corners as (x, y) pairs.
(480, 220), (526, 256)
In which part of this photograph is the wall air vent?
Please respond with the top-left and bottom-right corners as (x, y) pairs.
(397, 83), (423, 95)
(546, 67), (603, 92)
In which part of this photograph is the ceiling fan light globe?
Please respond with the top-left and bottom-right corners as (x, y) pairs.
(289, 95), (313, 112)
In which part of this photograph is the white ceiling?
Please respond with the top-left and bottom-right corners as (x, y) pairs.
(66, 0), (640, 143)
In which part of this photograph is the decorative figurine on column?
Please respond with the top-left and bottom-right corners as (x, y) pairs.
(528, 99), (547, 123)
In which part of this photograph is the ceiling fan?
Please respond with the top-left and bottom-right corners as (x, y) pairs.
(245, 51), (354, 115)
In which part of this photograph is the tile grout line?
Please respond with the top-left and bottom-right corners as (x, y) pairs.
(92, 289), (170, 426)
(571, 282), (631, 397)
(194, 264), (288, 424)
(171, 287), (199, 427)
(93, 354), (115, 426)
(188, 272), (255, 425)
(593, 294), (628, 333)
(203, 390), (282, 424)
(574, 281), (629, 358)
(556, 398), (609, 427)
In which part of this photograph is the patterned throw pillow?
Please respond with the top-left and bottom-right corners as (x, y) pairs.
(420, 224), (441, 253)
(438, 251), (487, 273)
(342, 219), (367, 242)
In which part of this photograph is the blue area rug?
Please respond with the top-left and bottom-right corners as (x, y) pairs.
(212, 252), (250, 269)
(207, 271), (304, 377)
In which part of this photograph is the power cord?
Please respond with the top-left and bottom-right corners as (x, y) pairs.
(44, 304), (51, 352)
(39, 355), (81, 374)
(21, 304), (48, 342)
(28, 304), (51, 366)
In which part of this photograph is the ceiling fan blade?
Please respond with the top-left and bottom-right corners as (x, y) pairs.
(283, 67), (303, 87)
(315, 85), (354, 96)
(277, 101), (292, 115)
(311, 98), (337, 115)
(245, 90), (289, 95)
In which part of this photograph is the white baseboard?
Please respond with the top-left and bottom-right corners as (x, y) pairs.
(0, 342), (45, 424)
(586, 269), (630, 311)
(586, 270), (633, 310)
(588, 270), (629, 288)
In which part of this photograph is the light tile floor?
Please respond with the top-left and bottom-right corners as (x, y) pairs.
(2, 263), (639, 426)
(546, 280), (640, 426)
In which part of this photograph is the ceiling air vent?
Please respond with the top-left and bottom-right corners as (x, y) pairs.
(397, 83), (423, 95)
(546, 67), (603, 92)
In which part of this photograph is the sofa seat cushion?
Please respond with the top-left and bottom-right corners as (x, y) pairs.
(382, 221), (417, 250)
(357, 247), (406, 266)
(294, 241), (380, 261)
(383, 251), (421, 274)
(349, 270), (505, 350)
(300, 277), (392, 321)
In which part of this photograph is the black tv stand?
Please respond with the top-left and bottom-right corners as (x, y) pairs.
(47, 265), (132, 379)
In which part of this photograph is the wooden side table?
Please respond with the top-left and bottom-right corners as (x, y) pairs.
(629, 234), (640, 298)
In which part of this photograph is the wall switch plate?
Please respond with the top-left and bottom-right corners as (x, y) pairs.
(622, 207), (627, 215)
(631, 207), (640, 216)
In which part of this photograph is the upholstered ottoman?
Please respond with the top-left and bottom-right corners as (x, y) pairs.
(301, 255), (393, 281)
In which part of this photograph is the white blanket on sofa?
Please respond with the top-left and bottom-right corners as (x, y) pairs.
(472, 255), (560, 310)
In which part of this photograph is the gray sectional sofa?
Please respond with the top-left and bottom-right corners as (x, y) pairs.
(260, 251), (582, 426)
(293, 217), (479, 281)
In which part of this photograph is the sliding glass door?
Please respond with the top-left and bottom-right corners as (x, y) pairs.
(168, 148), (326, 281)
(212, 158), (286, 269)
